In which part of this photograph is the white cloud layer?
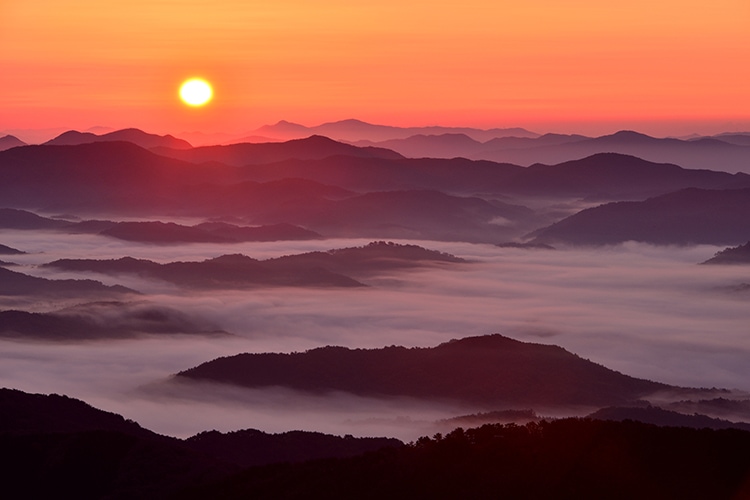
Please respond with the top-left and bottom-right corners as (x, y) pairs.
(2, 230), (750, 439)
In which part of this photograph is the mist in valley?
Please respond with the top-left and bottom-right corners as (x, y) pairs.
(2, 229), (749, 440)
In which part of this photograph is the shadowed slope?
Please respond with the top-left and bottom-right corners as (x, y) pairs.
(176, 334), (668, 407)
(530, 188), (750, 246)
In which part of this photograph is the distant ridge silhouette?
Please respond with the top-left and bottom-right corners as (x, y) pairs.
(45, 128), (192, 149)
(252, 118), (538, 142)
(0, 134), (26, 151)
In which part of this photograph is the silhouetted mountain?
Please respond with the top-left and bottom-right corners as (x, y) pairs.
(250, 189), (537, 242)
(45, 128), (192, 149)
(45, 254), (365, 289)
(530, 188), (750, 246)
(182, 419), (750, 500)
(439, 409), (540, 427)
(701, 241), (750, 264)
(0, 388), (156, 437)
(177, 334), (670, 408)
(472, 130), (750, 174)
(185, 429), (401, 468)
(0, 134), (26, 151)
(357, 133), (484, 158)
(0, 388), (406, 499)
(0, 267), (136, 297)
(44, 243), (462, 288)
(0, 301), (227, 340)
(194, 222), (323, 242)
(588, 405), (750, 431)
(253, 118), (538, 142)
(0, 388), (232, 499)
(266, 241), (465, 277)
(0, 243), (24, 255)
(153, 135), (403, 166)
(5, 388), (750, 499)
(666, 397), (750, 422)
(502, 153), (750, 200)
(230, 155), (525, 195)
(356, 132), (587, 159)
(0, 142), (242, 211)
(0, 208), (69, 229)
(711, 133), (750, 146)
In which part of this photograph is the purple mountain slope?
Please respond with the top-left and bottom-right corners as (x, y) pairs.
(529, 187), (750, 246)
(0, 134), (26, 152)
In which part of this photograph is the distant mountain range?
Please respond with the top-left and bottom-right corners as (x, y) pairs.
(3, 135), (750, 244)
(44, 128), (192, 149)
(152, 134), (403, 165)
(43, 242), (466, 289)
(0, 209), (323, 243)
(355, 129), (750, 174)
(249, 118), (539, 143)
(176, 334), (672, 408)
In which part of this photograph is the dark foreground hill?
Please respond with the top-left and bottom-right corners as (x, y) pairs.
(0, 388), (402, 499)
(530, 187), (750, 246)
(176, 334), (669, 408)
(4, 388), (750, 499)
(182, 419), (750, 500)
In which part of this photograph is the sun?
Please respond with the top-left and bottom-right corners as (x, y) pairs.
(179, 78), (213, 107)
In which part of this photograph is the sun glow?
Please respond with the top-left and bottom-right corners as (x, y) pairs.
(179, 78), (213, 107)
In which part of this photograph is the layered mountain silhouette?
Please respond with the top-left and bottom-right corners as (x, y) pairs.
(0, 243), (24, 255)
(44, 128), (192, 149)
(529, 188), (750, 246)
(0, 134), (26, 151)
(4, 138), (750, 243)
(0, 388), (402, 499)
(45, 254), (363, 289)
(0, 267), (136, 297)
(152, 134), (403, 166)
(360, 129), (750, 174)
(353, 132), (587, 159)
(179, 419), (750, 500)
(250, 118), (538, 143)
(176, 334), (671, 408)
(702, 241), (750, 264)
(43, 242), (465, 288)
(587, 404), (750, 432)
(0, 209), (324, 243)
(0, 301), (226, 340)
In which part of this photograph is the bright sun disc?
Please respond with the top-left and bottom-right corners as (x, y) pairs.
(179, 78), (213, 106)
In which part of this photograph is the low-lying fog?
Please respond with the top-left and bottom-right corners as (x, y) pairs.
(2, 230), (749, 440)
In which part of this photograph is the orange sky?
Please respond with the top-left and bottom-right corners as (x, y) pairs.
(2, 0), (749, 137)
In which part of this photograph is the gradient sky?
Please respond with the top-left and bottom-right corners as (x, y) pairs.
(2, 0), (749, 136)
